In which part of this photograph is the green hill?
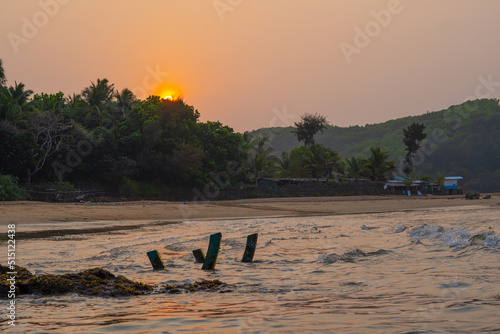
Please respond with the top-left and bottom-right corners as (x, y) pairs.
(249, 99), (500, 192)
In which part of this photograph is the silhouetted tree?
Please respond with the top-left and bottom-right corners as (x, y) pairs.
(115, 88), (136, 118)
(293, 113), (328, 146)
(344, 156), (368, 183)
(0, 82), (33, 122)
(0, 59), (6, 86)
(367, 147), (393, 181)
(247, 136), (277, 184)
(81, 78), (115, 115)
(402, 122), (426, 176)
(302, 144), (340, 181)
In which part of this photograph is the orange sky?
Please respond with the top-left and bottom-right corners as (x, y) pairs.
(2, 0), (500, 132)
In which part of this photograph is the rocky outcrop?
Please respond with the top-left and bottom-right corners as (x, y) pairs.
(465, 193), (480, 200)
(1, 265), (231, 298)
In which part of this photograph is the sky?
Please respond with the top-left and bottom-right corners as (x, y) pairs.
(2, 0), (500, 132)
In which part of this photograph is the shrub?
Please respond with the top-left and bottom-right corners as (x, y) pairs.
(0, 174), (24, 201)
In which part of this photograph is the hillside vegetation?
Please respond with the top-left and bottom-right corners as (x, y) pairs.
(250, 99), (500, 192)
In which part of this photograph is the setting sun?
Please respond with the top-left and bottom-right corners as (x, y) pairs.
(156, 83), (182, 101)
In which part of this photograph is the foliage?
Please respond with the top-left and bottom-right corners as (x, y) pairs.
(344, 157), (368, 180)
(251, 99), (500, 192)
(367, 147), (393, 181)
(245, 136), (277, 184)
(0, 174), (24, 201)
(402, 122), (426, 176)
(292, 113), (328, 146)
(302, 144), (341, 181)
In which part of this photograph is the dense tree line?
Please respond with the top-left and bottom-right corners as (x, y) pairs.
(0, 60), (249, 199)
(252, 99), (500, 192)
(0, 59), (401, 200)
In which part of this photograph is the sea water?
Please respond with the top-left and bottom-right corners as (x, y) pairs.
(1, 204), (499, 333)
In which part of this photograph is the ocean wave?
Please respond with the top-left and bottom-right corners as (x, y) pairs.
(407, 224), (497, 250)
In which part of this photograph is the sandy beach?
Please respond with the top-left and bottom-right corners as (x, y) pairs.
(1, 194), (497, 227)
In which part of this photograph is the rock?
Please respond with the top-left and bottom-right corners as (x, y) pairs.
(361, 224), (379, 230)
(483, 195), (491, 199)
(394, 225), (408, 233)
(1, 265), (152, 298)
(465, 193), (480, 200)
(164, 279), (232, 294)
(468, 231), (495, 245)
(1, 265), (233, 298)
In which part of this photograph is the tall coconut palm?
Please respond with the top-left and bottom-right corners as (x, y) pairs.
(247, 136), (277, 184)
(277, 151), (291, 177)
(344, 157), (368, 178)
(302, 144), (340, 181)
(0, 82), (33, 122)
(81, 78), (115, 115)
(367, 147), (393, 181)
(115, 88), (136, 118)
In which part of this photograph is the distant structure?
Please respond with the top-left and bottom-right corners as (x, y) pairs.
(443, 176), (463, 195)
(257, 178), (328, 191)
(384, 179), (439, 195)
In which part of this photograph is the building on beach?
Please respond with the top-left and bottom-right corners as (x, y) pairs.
(383, 179), (440, 195)
(443, 176), (464, 195)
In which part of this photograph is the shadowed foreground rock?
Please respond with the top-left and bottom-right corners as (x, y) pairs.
(1, 265), (153, 297)
(1, 265), (232, 298)
(164, 279), (233, 294)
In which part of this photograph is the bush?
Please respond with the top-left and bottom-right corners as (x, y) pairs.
(0, 174), (24, 201)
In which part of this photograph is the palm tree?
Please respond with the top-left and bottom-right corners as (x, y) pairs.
(277, 151), (291, 177)
(344, 157), (368, 180)
(0, 59), (6, 86)
(81, 78), (115, 115)
(0, 82), (33, 122)
(247, 136), (277, 184)
(367, 147), (393, 181)
(302, 144), (340, 181)
(115, 88), (136, 118)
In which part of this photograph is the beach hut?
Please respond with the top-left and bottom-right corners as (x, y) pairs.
(443, 176), (463, 195)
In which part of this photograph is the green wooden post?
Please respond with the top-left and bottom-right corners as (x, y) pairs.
(242, 233), (258, 263)
(202, 232), (222, 270)
(192, 248), (205, 263)
(147, 250), (165, 270)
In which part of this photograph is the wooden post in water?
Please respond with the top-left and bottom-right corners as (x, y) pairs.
(202, 232), (222, 270)
(147, 250), (165, 270)
(192, 249), (205, 263)
(241, 233), (258, 263)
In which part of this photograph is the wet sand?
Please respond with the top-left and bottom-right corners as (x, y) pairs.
(1, 194), (497, 227)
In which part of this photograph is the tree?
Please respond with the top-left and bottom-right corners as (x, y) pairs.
(402, 122), (426, 176)
(81, 78), (115, 116)
(277, 151), (291, 177)
(0, 82), (34, 122)
(302, 144), (340, 181)
(367, 147), (393, 181)
(0, 59), (6, 86)
(344, 156), (368, 183)
(115, 88), (136, 118)
(246, 136), (277, 184)
(25, 112), (73, 185)
(293, 113), (328, 146)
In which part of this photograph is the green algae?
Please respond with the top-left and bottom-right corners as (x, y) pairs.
(0, 265), (153, 297)
(0, 265), (232, 298)
(164, 279), (232, 294)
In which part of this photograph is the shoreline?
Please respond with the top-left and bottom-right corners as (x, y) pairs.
(1, 194), (498, 239)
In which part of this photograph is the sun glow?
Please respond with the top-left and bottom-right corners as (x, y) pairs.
(156, 83), (182, 101)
